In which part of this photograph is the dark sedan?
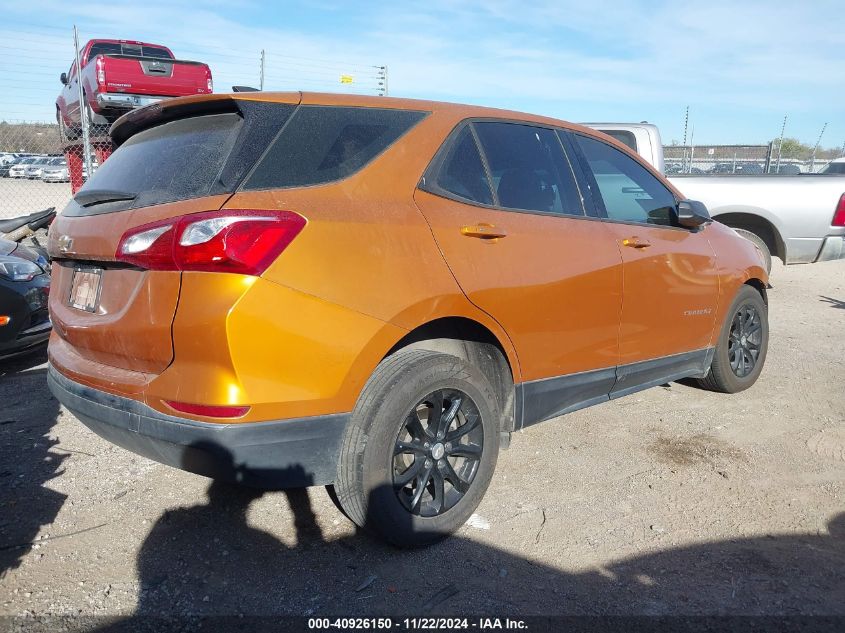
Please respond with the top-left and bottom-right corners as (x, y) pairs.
(0, 239), (51, 359)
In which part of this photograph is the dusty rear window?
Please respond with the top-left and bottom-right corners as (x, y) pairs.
(77, 113), (242, 210)
(243, 106), (427, 190)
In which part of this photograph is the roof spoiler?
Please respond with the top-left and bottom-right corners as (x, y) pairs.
(109, 92), (302, 146)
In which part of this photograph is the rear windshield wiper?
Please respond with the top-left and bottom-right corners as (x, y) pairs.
(74, 189), (137, 207)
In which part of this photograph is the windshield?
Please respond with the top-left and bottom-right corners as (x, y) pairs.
(822, 162), (845, 174)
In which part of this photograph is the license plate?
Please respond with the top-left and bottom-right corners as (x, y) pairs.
(68, 268), (103, 312)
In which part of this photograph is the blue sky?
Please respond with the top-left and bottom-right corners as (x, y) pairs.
(0, 0), (842, 148)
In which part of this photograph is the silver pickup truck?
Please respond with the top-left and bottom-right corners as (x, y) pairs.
(585, 123), (845, 271)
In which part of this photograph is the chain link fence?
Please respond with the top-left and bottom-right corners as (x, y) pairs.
(664, 143), (841, 175)
(0, 24), (387, 222)
(0, 120), (111, 221)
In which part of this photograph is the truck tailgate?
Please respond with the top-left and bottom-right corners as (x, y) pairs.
(101, 55), (210, 97)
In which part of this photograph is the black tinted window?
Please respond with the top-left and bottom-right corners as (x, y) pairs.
(432, 126), (493, 205)
(597, 129), (637, 152)
(244, 106), (426, 190)
(88, 42), (122, 58)
(142, 46), (172, 59)
(575, 134), (676, 226)
(474, 122), (583, 215)
(79, 113), (242, 209)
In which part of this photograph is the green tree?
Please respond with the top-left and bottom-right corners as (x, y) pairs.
(772, 137), (812, 159)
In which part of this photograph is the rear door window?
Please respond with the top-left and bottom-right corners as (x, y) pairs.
(573, 134), (676, 226)
(427, 126), (493, 205)
(244, 106), (427, 190)
(473, 121), (584, 216)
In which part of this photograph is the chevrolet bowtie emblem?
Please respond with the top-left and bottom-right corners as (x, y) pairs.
(58, 235), (73, 253)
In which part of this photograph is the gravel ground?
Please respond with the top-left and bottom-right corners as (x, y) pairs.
(0, 259), (843, 621)
(0, 178), (72, 219)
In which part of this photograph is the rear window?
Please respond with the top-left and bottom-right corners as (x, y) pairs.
(141, 46), (173, 59)
(243, 106), (427, 190)
(88, 42), (173, 60)
(597, 129), (638, 152)
(78, 113), (242, 210)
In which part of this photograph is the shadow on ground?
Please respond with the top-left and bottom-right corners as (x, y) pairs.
(0, 347), (66, 579)
(819, 295), (845, 310)
(89, 444), (845, 620)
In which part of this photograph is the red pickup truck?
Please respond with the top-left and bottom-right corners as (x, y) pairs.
(56, 39), (213, 139)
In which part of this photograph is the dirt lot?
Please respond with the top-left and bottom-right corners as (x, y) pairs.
(0, 178), (72, 219)
(1, 259), (843, 621)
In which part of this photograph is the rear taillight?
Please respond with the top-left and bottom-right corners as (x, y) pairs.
(96, 57), (105, 85)
(833, 194), (845, 227)
(115, 210), (305, 275)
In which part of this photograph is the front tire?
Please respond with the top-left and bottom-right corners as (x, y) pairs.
(697, 285), (768, 393)
(335, 349), (501, 547)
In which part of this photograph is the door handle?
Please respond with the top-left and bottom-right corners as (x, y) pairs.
(461, 224), (508, 239)
(622, 237), (651, 249)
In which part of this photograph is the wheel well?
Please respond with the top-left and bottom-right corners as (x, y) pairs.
(385, 317), (516, 432)
(715, 213), (785, 262)
(744, 278), (768, 305)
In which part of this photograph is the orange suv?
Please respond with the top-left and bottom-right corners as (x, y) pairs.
(47, 92), (769, 546)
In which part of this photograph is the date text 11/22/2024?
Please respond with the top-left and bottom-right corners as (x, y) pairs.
(307, 618), (528, 630)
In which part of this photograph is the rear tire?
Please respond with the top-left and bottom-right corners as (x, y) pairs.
(335, 349), (500, 547)
(733, 228), (772, 274)
(697, 285), (768, 393)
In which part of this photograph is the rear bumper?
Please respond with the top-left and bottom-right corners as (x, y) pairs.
(815, 235), (845, 262)
(47, 365), (350, 489)
(96, 92), (166, 110)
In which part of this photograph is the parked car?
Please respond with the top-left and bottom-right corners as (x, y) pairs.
(773, 163), (802, 175)
(710, 162), (738, 174)
(0, 157), (21, 177)
(821, 158), (845, 174)
(56, 38), (213, 138)
(24, 157), (54, 180)
(41, 158), (70, 183)
(585, 123), (845, 271)
(8, 157), (38, 178)
(0, 239), (51, 359)
(47, 93), (769, 547)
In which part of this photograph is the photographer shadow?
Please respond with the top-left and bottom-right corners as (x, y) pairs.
(113, 440), (845, 622)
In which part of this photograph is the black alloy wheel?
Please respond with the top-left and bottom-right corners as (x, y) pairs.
(696, 285), (768, 393)
(728, 305), (763, 378)
(393, 389), (483, 517)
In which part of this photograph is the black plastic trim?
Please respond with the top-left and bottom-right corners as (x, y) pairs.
(47, 365), (350, 489)
(516, 348), (714, 429)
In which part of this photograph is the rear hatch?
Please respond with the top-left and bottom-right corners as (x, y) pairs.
(48, 95), (301, 374)
(100, 54), (212, 98)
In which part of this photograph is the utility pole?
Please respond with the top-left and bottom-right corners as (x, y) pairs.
(259, 50), (265, 91)
(775, 114), (787, 173)
(73, 25), (93, 180)
(682, 105), (689, 173)
(809, 122), (827, 173)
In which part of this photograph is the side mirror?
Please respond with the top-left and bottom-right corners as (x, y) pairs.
(60, 72), (68, 85)
(676, 199), (712, 229)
